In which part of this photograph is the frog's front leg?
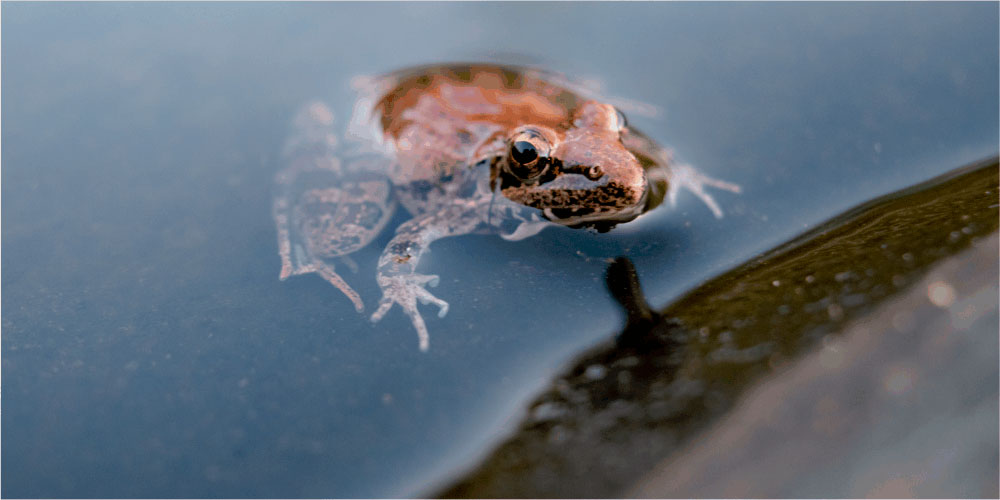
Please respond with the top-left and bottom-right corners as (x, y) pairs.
(623, 130), (741, 218)
(370, 204), (487, 351)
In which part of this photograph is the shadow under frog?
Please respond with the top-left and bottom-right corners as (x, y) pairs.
(273, 64), (740, 351)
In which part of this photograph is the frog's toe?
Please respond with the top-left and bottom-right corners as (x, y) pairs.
(370, 273), (448, 351)
(370, 297), (394, 324)
(668, 163), (742, 219)
(314, 264), (365, 312)
(413, 273), (440, 288)
(416, 287), (449, 318)
(370, 295), (430, 351)
(402, 306), (431, 352)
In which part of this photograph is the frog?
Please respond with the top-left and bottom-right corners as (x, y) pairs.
(273, 64), (740, 351)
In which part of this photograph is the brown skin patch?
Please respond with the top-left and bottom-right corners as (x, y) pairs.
(376, 65), (578, 142)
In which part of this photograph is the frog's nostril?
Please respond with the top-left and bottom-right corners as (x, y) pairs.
(586, 165), (604, 180)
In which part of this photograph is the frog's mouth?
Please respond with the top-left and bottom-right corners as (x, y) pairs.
(502, 173), (648, 230)
(541, 197), (647, 230)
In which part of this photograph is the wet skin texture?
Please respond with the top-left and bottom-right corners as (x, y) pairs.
(273, 64), (739, 351)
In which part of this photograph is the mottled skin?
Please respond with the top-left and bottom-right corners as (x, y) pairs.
(274, 64), (740, 351)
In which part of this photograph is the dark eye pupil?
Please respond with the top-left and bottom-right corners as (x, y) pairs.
(511, 141), (538, 165)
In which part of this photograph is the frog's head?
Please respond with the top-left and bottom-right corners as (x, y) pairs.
(494, 100), (647, 231)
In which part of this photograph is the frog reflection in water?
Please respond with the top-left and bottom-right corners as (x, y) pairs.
(273, 64), (740, 351)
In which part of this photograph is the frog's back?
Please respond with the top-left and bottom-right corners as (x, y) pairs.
(377, 65), (581, 136)
(350, 65), (589, 165)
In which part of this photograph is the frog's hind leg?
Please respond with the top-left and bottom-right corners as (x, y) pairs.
(311, 260), (365, 313)
(273, 101), (342, 280)
(273, 197), (365, 312)
(273, 195), (298, 281)
(623, 130), (740, 218)
(272, 191), (331, 282)
(275, 101), (399, 315)
(285, 259), (365, 313)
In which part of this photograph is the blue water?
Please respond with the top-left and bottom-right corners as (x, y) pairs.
(3, 3), (997, 497)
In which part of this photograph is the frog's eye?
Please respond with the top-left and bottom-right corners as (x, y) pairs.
(614, 108), (628, 132)
(506, 129), (551, 180)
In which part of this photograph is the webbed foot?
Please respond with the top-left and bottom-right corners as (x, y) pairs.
(370, 273), (449, 351)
